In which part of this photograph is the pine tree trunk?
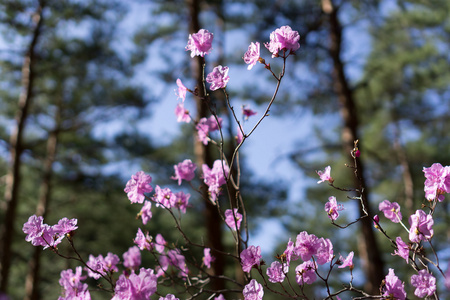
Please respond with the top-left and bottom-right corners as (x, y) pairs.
(187, 0), (225, 291)
(24, 96), (60, 300)
(0, 1), (45, 293)
(324, 0), (385, 294)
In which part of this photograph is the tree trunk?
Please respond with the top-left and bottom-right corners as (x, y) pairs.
(186, 0), (225, 291)
(0, 1), (45, 293)
(324, 0), (385, 294)
(24, 96), (61, 300)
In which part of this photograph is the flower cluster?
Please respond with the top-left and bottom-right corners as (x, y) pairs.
(202, 159), (230, 203)
(21, 25), (450, 300)
(196, 115), (223, 145)
(23, 215), (77, 249)
(423, 163), (450, 201)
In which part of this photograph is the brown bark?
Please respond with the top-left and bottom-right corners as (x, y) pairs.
(0, 1), (45, 293)
(186, 0), (225, 291)
(24, 97), (61, 300)
(324, 1), (385, 294)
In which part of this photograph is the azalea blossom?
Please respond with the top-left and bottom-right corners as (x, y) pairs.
(59, 267), (90, 300)
(206, 65), (230, 91)
(295, 261), (317, 285)
(338, 251), (354, 270)
(224, 208), (242, 231)
(139, 200), (152, 225)
(124, 171), (153, 204)
(242, 105), (257, 120)
(175, 78), (188, 101)
(172, 159), (196, 185)
(411, 269), (436, 298)
(203, 248), (215, 268)
(185, 29), (213, 58)
(202, 159), (229, 204)
(123, 246), (141, 271)
(393, 236), (409, 263)
(175, 102), (191, 123)
(134, 228), (153, 251)
(266, 261), (288, 283)
(423, 163), (450, 201)
(382, 269), (406, 300)
(316, 166), (333, 184)
(264, 25), (300, 57)
(243, 42), (261, 70)
(112, 268), (157, 300)
(243, 279), (264, 300)
(409, 209), (434, 242)
(23, 215), (56, 249)
(379, 199), (402, 223)
(324, 196), (344, 221)
(240, 245), (262, 273)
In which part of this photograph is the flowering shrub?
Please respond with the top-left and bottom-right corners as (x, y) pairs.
(22, 26), (450, 300)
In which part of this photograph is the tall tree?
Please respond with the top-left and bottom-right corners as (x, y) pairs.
(0, 0), (45, 292)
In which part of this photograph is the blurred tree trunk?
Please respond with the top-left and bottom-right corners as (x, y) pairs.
(187, 0), (225, 291)
(24, 95), (61, 300)
(323, 0), (385, 294)
(0, 0), (45, 293)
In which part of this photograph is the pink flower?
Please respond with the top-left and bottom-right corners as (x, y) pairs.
(167, 249), (188, 278)
(243, 279), (264, 300)
(124, 171), (153, 204)
(174, 191), (190, 213)
(172, 159), (196, 185)
(203, 248), (215, 268)
(324, 196), (344, 221)
(206, 65), (230, 91)
(379, 199), (402, 223)
(242, 105), (257, 120)
(155, 234), (167, 254)
(103, 253), (120, 273)
(409, 209), (434, 243)
(382, 269), (406, 300)
(52, 217), (78, 246)
(23, 215), (55, 249)
(236, 125), (244, 145)
(264, 25), (300, 57)
(139, 200), (152, 225)
(411, 269), (436, 298)
(423, 163), (450, 201)
(196, 116), (223, 145)
(185, 29), (213, 58)
(85, 254), (106, 279)
(314, 237), (333, 265)
(134, 228), (153, 251)
(266, 261), (288, 283)
(243, 42), (260, 70)
(112, 268), (157, 300)
(295, 261), (317, 285)
(175, 79), (187, 102)
(393, 236), (409, 263)
(123, 246), (141, 271)
(294, 231), (319, 261)
(316, 166), (333, 184)
(283, 238), (298, 265)
(175, 102), (191, 123)
(240, 245), (262, 273)
(202, 159), (229, 204)
(59, 267), (90, 299)
(154, 186), (176, 208)
(224, 208), (242, 231)
(338, 251), (354, 269)
(214, 295), (225, 300)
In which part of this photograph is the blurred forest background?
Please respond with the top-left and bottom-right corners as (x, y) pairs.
(0, 0), (449, 299)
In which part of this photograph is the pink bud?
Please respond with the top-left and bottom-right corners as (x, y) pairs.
(354, 149), (360, 157)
